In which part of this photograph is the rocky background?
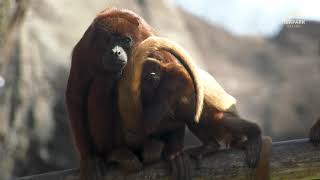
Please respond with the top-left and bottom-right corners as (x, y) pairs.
(0, 0), (319, 178)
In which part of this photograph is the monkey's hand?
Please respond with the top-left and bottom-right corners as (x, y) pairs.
(243, 136), (262, 168)
(164, 132), (191, 180)
(167, 152), (191, 180)
(80, 156), (107, 180)
(108, 148), (143, 174)
(310, 121), (320, 145)
(142, 139), (165, 164)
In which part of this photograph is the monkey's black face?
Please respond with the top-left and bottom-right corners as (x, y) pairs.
(102, 44), (128, 72)
(141, 59), (162, 104)
(94, 27), (133, 74)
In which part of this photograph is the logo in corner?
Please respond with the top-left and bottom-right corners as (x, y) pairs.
(283, 18), (306, 28)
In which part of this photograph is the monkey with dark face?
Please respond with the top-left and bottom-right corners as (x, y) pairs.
(118, 36), (205, 180)
(310, 118), (320, 145)
(119, 37), (262, 176)
(141, 58), (262, 168)
(66, 8), (154, 180)
(101, 42), (128, 73)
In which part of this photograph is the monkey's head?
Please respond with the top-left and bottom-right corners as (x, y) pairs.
(141, 58), (162, 103)
(72, 7), (154, 75)
(94, 8), (154, 73)
(98, 34), (130, 74)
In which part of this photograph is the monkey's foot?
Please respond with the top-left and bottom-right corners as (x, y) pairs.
(169, 152), (191, 180)
(142, 139), (165, 164)
(244, 137), (262, 168)
(108, 148), (143, 174)
(80, 156), (107, 180)
(310, 124), (320, 145)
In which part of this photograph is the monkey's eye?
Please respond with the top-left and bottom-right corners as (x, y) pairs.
(121, 36), (132, 46)
(122, 36), (131, 43)
(143, 72), (160, 88)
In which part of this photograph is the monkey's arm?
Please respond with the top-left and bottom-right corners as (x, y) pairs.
(65, 58), (92, 158)
(166, 127), (191, 180)
(141, 64), (192, 180)
(141, 62), (190, 133)
(142, 77), (180, 133)
(224, 115), (262, 168)
(188, 112), (262, 168)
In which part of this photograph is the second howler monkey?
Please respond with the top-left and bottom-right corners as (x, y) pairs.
(119, 36), (262, 172)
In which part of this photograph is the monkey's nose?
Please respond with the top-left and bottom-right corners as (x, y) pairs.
(113, 50), (121, 56)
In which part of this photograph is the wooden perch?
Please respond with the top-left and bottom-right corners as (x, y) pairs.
(15, 138), (320, 180)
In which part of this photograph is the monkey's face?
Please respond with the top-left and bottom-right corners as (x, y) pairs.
(102, 44), (128, 73)
(93, 27), (133, 73)
(89, 8), (153, 75)
(141, 59), (162, 104)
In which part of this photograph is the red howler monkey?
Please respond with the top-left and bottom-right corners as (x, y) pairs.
(66, 8), (191, 180)
(66, 8), (155, 180)
(118, 36), (204, 144)
(118, 36), (204, 180)
(310, 118), (320, 145)
(119, 36), (262, 171)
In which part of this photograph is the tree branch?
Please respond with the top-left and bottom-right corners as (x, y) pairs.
(15, 138), (320, 180)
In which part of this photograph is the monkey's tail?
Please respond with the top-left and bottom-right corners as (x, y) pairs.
(132, 36), (204, 123)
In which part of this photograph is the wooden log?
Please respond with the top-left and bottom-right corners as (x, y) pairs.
(14, 138), (320, 180)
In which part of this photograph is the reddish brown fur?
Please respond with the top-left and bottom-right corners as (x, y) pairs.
(141, 60), (193, 131)
(140, 60), (192, 180)
(141, 58), (262, 168)
(140, 60), (192, 159)
(66, 7), (154, 159)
